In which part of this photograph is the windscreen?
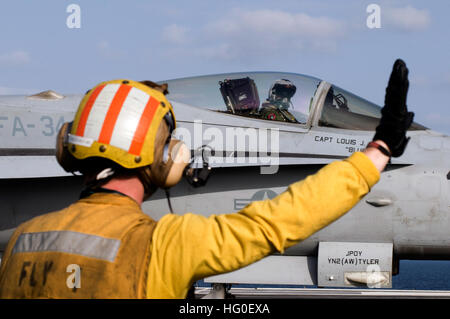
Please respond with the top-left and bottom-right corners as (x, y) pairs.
(161, 72), (321, 124)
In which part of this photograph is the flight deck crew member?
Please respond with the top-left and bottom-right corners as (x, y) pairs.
(0, 60), (414, 298)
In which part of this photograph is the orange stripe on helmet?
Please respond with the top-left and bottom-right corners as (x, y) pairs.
(128, 96), (160, 156)
(76, 84), (106, 136)
(98, 84), (133, 144)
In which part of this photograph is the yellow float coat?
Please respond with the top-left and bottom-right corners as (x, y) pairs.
(0, 152), (379, 298)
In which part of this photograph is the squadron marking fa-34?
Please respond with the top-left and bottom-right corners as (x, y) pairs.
(0, 71), (449, 292)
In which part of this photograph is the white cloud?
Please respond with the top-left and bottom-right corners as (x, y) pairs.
(0, 50), (31, 67)
(211, 9), (345, 39)
(161, 9), (347, 61)
(384, 6), (431, 31)
(203, 9), (346, 60)
(162, 24), (190, 45)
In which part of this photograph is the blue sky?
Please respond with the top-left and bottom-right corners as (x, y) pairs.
(1, 0), (449, 134)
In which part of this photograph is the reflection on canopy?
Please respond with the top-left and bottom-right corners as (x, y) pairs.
(162, 72), (321, 124)
(320, 85), (426, 131)
(161, 72), (427, 131)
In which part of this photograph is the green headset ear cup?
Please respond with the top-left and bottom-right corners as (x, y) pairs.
(55, 122), (80, 173)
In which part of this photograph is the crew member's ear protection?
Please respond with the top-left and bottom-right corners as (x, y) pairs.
(159, 112), (191, 188)
(56, 116), (190, 197)
(56, 121), (78, 173)
(138, 112), (190, 194)
(55, 79), (190, 198)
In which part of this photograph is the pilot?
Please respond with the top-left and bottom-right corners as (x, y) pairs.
(0, 60), (413, 298)
(260, 79), (298, 123)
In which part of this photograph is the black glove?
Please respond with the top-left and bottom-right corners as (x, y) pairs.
(373, 59), (414, 157)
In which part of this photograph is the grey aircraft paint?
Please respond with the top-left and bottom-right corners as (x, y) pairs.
(0, 71), (449, 289)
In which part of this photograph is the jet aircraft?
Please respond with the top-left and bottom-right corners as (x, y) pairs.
(0, 71), (449, 295)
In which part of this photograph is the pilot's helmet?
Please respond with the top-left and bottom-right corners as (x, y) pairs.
(268, 79), (297, 107)
(55, 79), (190, 198)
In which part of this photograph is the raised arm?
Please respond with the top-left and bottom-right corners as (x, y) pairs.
(147, 59), (414, 298)
(367, 59), (414, 170)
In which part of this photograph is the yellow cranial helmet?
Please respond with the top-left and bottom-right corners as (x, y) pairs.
(68, 79), (175, 168)
(56, 79), (190, 192)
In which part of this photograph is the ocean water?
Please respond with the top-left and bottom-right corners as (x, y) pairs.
(392, 260), (450, 290)
(197, 260), (450, 291)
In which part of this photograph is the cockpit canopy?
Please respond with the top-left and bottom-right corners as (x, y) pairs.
(162, 72), (426, 131)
